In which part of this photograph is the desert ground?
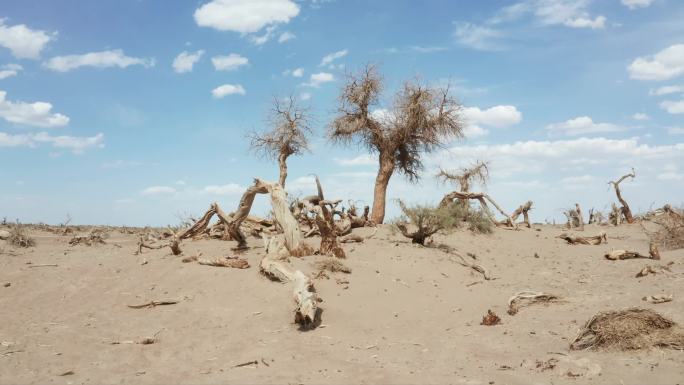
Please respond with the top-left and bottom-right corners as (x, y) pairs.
(1, 222), (683, 385)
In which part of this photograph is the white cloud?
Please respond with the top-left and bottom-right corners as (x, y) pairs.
(212, 84), (246, 98)
(628, 44), (684, 81)
(300, 92), (311, 101)
(462, 105), (522, 128)
(44, 49), (155, 72)
(203, 183), (244, 195)
(0, 131), (104, 153)
(463, 125), (489, 138)
(333, 154), (375, 166)
(533, 0), (606, 29)
(453, 22), (505, 51)
(632, 113), (649, 121)
(101, 160), (144, 169)
(649, 85), (683, 96)
(194, 0), (300, 34)
(658, 164), (684, 180)
(668, 127), (684, 135)
(284, 67), (305, 77)
(211, 53), (248, 71)
(0, 90), (69, 127)
(0, 63), (22, 79)
(249, 25), (276, 45)
(172, 50), (204, 73)
(320, 49), (348, 66)
(622, 0), (655, 9)
(0, 19), (53, 59)
(302, 72), (334, 87)
(140, 186), (176, 196)
(545, 116), (624, 136)
(660, 99), (684, 114)
(278, 31), (295, 43)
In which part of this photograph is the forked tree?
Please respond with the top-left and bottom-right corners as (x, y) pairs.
(248, 95), (313, 188)
(437, 160), (489, 209)
(329, 64), (464, 224)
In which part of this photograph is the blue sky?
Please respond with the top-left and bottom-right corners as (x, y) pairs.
(0, 0), (683, 226)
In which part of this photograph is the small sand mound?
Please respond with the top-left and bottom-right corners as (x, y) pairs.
(570, 308), (684, 351)
(315, 258), (351, 274)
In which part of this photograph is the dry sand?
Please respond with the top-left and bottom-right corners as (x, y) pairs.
(1, 224), (683, 384)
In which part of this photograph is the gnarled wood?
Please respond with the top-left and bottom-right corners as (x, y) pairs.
(609, 168), (636, 224)
(558, 232), (607, 245)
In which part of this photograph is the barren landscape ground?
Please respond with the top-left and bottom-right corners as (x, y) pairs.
(1, 223), (683, 384)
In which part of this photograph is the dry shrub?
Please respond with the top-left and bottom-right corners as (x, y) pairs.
(394, 200), (492, 245)
(8, 224), (35, 248)
(481, 309), (501, 326)
(648, 206), (684, 250)
(315, 258), (351, 274)
(570, 308), (684, 351)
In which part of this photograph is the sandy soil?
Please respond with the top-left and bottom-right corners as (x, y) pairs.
(1, 223), (683, 384)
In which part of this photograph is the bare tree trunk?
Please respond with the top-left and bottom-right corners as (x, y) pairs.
(278, 153), (288, 188)
(226, 181), (269, 248)
(371, 153), (394, 224)
(609, 168), (636, 224)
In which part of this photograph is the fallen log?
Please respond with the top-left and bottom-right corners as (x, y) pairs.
(558, 232), (607, 245)
(604, 249), (655, 260)
(508, 291), (560, 315)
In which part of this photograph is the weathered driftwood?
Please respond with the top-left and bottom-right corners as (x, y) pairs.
(435, 243), (491, 280)
(564, 204), (584, 230)
(253, 181), (319, 328)
(507, 291), (560, 315)
(604, 249), (657, 260)
(182, 255), (250, 269)
(510, 200), (533, 228)
(558, 232), (607, 245)
(609, 168), (636, 224)
(439, 191), (515, 228)
(127, 300), (179, 309)
(311, 201), (345, 258)
(588, 208), (605, 225)
(340, 227), (378, 243)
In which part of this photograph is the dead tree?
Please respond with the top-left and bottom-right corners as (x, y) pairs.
(329, 64), (464, 224)
(248, 95), (313, 188)
(509, 200), (533, 228)
(439, 191), (515, 228)
(608, 168), (636, 224)
(395, 200), (447, 245)
(437, 160), (489, 210)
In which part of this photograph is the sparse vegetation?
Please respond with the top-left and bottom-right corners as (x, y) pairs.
(647, 205), (684, 250)
(394, 200), (493, 245)
(7, 224), (36, 248)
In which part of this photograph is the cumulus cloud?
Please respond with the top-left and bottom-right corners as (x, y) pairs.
(44, 49), (155, 72)
(320, 49), (348, 66)
(532, 0), (606, 29)
(0, 131), (104, 153)
(668, 127), (684, 135)
(632, 113), (649, 121)
(172, 50), (204, 73)
(302, 72), (334, 87)
(622, 0), (655, 9)
(628, 44), (684, 81)
(0, 90), (69, 127)
(660, 99), (684, 114)
(649, 85), (683, 96)
(0, 63), (22, 79)
(462, 105), (522, 128)
(140, 186), (176, 196)
(291, 67), (304, 77)
(212, 84), (246, 98)
(0, 19), (54, 59)
(211, 53), (248, 71)
(278, 31), (295, 43)
(545, 116), (624, 136)
(194, 0), (300, 34)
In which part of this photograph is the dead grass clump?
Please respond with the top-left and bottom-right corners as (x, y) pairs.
(8, 225), (36, 248)
(570, 308), (684, 351)
(315, 258), (351, 274)
(507, 291), (560, 315)
(69, 230), (107, 246)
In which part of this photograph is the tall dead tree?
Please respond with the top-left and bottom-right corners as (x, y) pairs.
(437, 160), (489, 210)
(249, 96), (313, 188)
(329, 64), (464, 224)
(608, 168), (636, 224)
